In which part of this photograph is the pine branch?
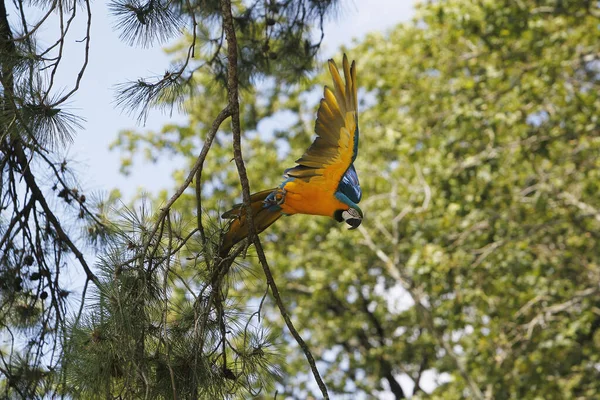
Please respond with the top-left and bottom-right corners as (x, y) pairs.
(109, 0), (183, 48)
(219, 0), (329, 398)
(12, 141), (98, 285)
(0, 0), (16, 92)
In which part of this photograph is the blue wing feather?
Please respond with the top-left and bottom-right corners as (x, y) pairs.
(337, 164), (362, 204)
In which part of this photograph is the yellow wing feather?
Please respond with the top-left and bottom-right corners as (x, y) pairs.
(285, 54), (359, 188)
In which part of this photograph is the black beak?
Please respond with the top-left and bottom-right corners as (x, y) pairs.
(347, 218), (361, 230)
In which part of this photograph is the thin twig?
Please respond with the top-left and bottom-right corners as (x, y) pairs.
(163, 213), (178, 400)
(54, 0), (92, 106)
(137, 106), (231, 264)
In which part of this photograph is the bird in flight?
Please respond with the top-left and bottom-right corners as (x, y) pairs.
(221, 54), (362, 256)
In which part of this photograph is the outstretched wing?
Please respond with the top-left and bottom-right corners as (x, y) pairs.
(285, 55), (359, 200)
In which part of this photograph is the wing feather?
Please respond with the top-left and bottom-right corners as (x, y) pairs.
(286, 55), (359, 192)
(343, 56), (353, 111)
(329, 61), (347, 115)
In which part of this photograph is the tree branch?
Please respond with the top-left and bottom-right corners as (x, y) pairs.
(12, 141), (98, 284)
(358, 225), (485, 400)
(358, 295), (406, 399)
(219, 0), (329, 397)
(137, 106), (231, 263)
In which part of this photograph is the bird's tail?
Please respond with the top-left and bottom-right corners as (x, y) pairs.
(220, 189), (283, 257)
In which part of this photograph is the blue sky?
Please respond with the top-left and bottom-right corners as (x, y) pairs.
(57, 0), (416, 198)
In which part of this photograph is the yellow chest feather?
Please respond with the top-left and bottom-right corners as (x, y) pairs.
(280, 179), (347, 218)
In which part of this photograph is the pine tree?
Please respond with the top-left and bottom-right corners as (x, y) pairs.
(1, 0), (339, 398)
(1, 1), (100, 396)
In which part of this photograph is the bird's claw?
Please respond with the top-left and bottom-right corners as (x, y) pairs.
(264, 188), (286, 207)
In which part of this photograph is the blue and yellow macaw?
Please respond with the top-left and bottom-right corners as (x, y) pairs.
(221, 54), (362, 255)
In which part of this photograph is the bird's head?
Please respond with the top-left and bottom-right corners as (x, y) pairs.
(336, 206), (363, 230)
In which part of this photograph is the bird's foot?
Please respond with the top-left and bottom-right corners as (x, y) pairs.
(264, 188), (286, 207)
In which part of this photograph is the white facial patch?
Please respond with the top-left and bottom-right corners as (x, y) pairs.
(342, 210), (352, 221)
(343, 208), (360, 220)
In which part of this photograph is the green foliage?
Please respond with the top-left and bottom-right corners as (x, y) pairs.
(114, 0), (600, 398)
(112, 0), (341, 120)
(62, 202), (283, 399)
